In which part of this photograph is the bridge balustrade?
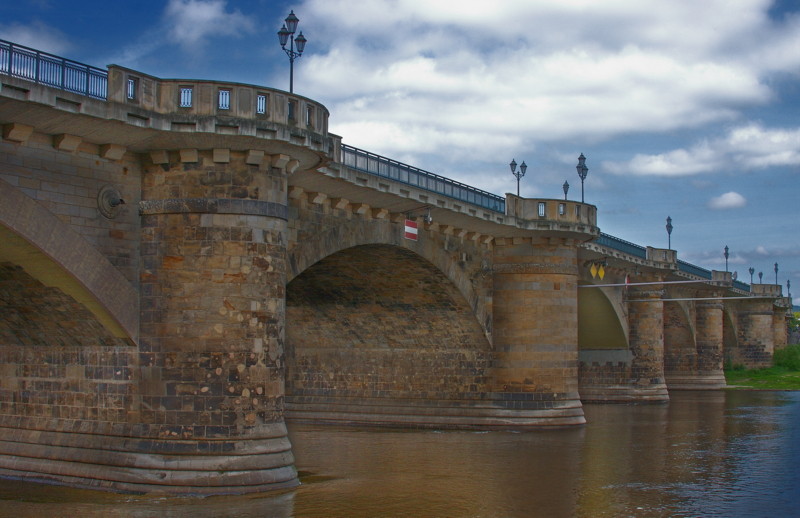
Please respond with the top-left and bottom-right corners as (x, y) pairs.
(0, 39), (107, 99)
(340, 144), (506, 213)
(106, 65), (329, 134)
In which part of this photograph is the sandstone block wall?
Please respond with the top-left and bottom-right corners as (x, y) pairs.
(286, 243), (493, 405)
(138, 149), (289, 439)
(0, 135), (141, 284)
(0, 263), (135, 427)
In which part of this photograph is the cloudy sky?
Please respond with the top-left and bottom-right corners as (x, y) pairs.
(2, 0), (798, 304)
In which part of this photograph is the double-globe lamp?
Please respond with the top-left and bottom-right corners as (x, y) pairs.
(277, 11), (307, 93)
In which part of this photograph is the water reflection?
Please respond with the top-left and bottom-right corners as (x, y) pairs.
(0, 391), (797, 518)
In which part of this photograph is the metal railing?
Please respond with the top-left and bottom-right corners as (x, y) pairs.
(340, 144), (506, 213)
(596, 233), (647, 259)
(0, 39), (108, 99)
(677, 259), (711, 279)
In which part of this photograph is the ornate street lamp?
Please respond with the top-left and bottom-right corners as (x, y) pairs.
(666, 216), (673, 249)
(562, 180), (569, 200)
(277, 10), (307, 93)
(774, 262), (779, 284)
(576, 153), (588, 203)
(509, 159), (527, 197)
(724, 245), (729, 272)
(749, 267), (755, 284)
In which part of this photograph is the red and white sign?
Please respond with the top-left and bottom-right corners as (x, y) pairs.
(404, 219), (418, 241)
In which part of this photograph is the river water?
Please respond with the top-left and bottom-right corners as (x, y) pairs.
(0, 390), (798, 517)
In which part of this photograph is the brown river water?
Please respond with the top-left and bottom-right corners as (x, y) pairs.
(0, 390), (798, 517)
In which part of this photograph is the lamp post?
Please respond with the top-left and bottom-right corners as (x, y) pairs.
(576, 153), (588, 203)
(749, 267), (755, 284)
(724, 245), (729, 272)
(774, 262), (779, 284)
(277, 10), (307, 93)
(666, 216), (673, 249)
(563, 180), (569, 200)
(509, 159), (527, 197)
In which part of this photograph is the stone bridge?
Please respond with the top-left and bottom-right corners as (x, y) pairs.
(0, 40), (791, 494)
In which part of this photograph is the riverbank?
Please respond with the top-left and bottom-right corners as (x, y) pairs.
(725, 343), (800, 390)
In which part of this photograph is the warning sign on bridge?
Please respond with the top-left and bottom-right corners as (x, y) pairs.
(404, 219), (418, 241)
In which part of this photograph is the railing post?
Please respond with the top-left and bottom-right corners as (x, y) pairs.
(2, 42), (10, 75)
(35, 50), (40, 84)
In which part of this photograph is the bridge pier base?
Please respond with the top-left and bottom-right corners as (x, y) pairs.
(667, 299), (726, 390)
(732, 302), (776, 368)
(488, 238), (585, 426)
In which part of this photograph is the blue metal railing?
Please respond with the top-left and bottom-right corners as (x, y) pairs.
(677, 259), (711, 279)
(596, 233), (647, 259)
(340, 144), (506, 213)
(0, 39), (108, 99)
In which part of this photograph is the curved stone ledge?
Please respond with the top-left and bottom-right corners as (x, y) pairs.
(0, 178), (138, 343)
(665, 373), (726, 390)
(578, 384), (670, 403)
(139, 198), (287, 219)
(0, 423), (299, 495)
(285, 394), (586, 429)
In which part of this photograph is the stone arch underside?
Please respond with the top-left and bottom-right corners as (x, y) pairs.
(0, 177), (138, 343)
(722, 304), (742, 367)
(287, 216), (492, 341)
(663, 301), (697, 385)
(577, 284), (632, 401)
(285, 243), (500, 428)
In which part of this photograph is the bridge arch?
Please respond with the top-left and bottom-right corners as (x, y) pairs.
(0, 177), (138, 343)
(663, 300), (697, 384)
(288, 216), (492, 339)
(284, 242), (494, 425)
(577, 283), (628, 350)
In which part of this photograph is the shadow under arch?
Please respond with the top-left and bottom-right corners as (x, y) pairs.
(287, 217), (491, 339)
(722, 305), (739, 367)
(0, 177), (138, 343)
(284, 243), (494, 427)
(577, 283), (628, 350)
(663, 300), (697, 383)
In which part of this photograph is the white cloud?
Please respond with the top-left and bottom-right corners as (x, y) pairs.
(602, 123), (800, 176)
(164, 0), (254, 47)
(724, 124), (800, 168)
(603, 143), (721, 176)
(298, 0), (792, 161)
(0, 21), (71, 55)
(708, 191), (747, 210)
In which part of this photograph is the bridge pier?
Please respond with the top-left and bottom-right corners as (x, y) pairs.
(732, 301), (776, 368)
(490, 237), (585, 425)
(665, 297), (725, 390)
(624, 281), (669, 401)
(132, 149), (299, 493)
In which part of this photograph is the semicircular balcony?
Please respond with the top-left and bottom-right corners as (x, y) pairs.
(505, 193), (598, 240)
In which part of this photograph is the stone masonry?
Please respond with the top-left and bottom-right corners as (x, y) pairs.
(0, 47), (790, 495)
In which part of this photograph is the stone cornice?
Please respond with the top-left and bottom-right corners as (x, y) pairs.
(493, 262), (578, 275)
(139, 198), (287, 219)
